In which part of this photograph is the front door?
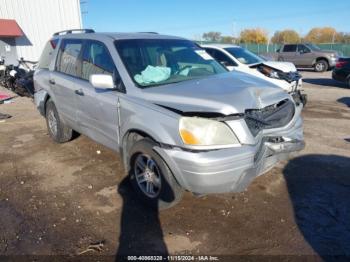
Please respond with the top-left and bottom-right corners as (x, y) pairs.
(296, 44), (313, 66)
(74, 40), (121, 151)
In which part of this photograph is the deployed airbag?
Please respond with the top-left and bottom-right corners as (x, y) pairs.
(134, 66), (171, 85)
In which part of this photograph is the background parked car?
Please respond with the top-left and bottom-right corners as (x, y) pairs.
(277, 43), (339, 72)
(332, 57), (350, 87)
(202, 44), (306, 105)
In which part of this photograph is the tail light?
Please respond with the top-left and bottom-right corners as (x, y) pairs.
(336, 61), (348, 68)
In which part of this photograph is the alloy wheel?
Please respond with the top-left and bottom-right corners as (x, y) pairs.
(134, 154), (162, 198)
(48, 110), (58, 136)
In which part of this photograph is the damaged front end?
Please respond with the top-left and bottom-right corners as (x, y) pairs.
(252, 63), (307, 106)
(153, 97), (304, 194)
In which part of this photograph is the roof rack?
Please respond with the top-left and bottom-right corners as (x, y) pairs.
(138, 32), (159, 34)
(53, 29), (95, 36)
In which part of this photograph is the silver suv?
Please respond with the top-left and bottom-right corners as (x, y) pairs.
(34, 29), (305, 209)
(277, 43), (339, 72)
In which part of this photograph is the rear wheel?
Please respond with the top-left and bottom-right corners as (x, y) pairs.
(314, 60), (328, 72)
(45, 99), (73, 143)
(128, 139), (184, 210)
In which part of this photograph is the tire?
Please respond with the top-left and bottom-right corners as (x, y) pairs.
(128, 138), (184, 210)
(314, 59), (328, 72)
(45, 99), (73, 143)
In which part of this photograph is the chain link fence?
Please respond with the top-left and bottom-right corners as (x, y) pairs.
(239, 43), (350, 57)
(197, 41), (350, 57)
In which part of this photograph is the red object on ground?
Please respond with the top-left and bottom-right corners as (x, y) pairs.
(0, 93), (13, 101)
(0, 19), (23, 37)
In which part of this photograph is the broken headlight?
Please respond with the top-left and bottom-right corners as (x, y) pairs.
(257, 65), (280, 79)
(179, 117), (239, 148)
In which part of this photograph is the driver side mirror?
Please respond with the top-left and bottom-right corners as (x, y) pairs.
(299, 49), (309, 54)
(89, 74), (115, 89)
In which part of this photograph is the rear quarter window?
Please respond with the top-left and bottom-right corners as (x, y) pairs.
(37, 39), (59, 69)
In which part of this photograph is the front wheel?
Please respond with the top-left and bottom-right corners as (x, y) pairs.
(128, 139), (184, 210)
(314, 60), (328, 72)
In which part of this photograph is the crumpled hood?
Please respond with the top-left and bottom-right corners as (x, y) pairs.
(140, 72), (290, 115)
(261, 61), (297, 72)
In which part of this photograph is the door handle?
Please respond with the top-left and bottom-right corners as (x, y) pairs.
(49, 79), (55, 85)
(74, 89), (84, 96)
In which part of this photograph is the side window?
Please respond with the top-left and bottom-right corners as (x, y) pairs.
(297, 44), (310, 53)
(38, 39), (59, 69)
(81, 41), (116, 81)
(205, 48), (216, 58)
(208, 49), (237, 67)
(283, 45), (297, 52)
(56, 39), (83, 77)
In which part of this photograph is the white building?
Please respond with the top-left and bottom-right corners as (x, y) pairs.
(0, 0), (82, 64)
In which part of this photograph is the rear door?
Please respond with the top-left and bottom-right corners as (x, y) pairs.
(74, 40), (121, 151)
(280, 44), (298, 64)
(50, 39), (83, 128)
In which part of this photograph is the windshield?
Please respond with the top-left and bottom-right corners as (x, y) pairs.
(305, 43), (321, 51)
(115, 39), (226, 88)
(224, 47), (265, 65)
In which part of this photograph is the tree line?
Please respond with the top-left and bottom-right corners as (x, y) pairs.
(202, 27), (350, 44)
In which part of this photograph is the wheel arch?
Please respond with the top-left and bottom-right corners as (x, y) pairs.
(43, 93), (51, 116)
(121, 129), (159, 172)
(313, 57), (330, 66)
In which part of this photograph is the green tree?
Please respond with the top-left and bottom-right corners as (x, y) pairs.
(221, 36), (237, 44)
(239, 28), (268, 44)
(202, 31), (222, 42)
(271, 30), (300, 44)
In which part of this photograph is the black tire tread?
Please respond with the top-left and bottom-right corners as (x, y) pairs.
(45, 99), (73, 143)
(314, 59), (328, 72)
(128, 138), (184, 210)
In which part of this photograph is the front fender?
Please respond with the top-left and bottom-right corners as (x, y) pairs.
(119, 97), (183, 146)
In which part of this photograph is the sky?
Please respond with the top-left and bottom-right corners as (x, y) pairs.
(82, 0), (350, 39)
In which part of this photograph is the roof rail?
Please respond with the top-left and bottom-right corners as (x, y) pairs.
(53, 29), (95, 36)
(138, 32), (159, 34)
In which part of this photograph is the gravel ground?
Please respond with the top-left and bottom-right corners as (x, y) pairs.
(0, 70), (349, 261)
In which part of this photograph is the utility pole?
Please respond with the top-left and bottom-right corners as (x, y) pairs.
(232, 21), (237, 44)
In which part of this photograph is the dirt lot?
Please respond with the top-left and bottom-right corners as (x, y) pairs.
(0, 71), (350, 261)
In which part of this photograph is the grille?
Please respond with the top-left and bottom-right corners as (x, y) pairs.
(245, 99), (295, 136)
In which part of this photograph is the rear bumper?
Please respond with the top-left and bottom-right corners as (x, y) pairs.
(332, 70), (346, 82)
(155, 116), (304, 194)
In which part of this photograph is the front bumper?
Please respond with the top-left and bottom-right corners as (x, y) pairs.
(155, 116), (304, 194)
(329, 57), (337, 68)
(291, 90), (307, 106)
